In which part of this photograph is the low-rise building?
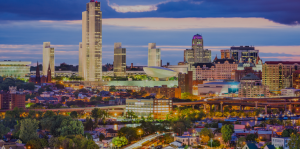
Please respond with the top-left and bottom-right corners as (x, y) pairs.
(0, 60), (31, 79)
(198, 82), (239, 97)
(140, 85), (181, 99)
(175, 136), (198, 146)
(125, 98), (173, 119)
(0, 86), (25, 110)
(238, 73), (270, 98)
(281, 88), (300, 96)
(272, 137), (290, 149)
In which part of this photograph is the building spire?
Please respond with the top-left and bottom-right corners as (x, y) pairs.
(47, 63), (51, 83)
(214, 54), (218, 61)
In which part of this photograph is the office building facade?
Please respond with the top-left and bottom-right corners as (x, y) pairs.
(178, 71), (193, 94)
(0, 86), (25, 110)
(194, 59), (238, 80)
(221, 49), (231, 59)
(113, 43), (126, 77)
(140, 85), (181, 99)
(184, 34), (211, 64)
(262, 61), (300, 91)
(239, 73), (269, 98)
(230, 46), (258, 62)
(0, 61), (31, 79)
(42, 42), (55, 77)
(125, 98), (173, 119)
(80, 0), (102, 81)
(148, 43), (161, 67)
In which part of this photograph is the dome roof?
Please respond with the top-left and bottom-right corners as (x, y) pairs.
(193, 34), (202, 39)
(143, 67), (178, 79)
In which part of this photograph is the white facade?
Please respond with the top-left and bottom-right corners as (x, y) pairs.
(281, 88), (300, 96)
(272, 137), (290, 149)
(0, 61), (31, 78)
(80, 1), (102, 81)
(148, 43), (161, 67)
(42, 42), (55, 77)
(167, 65), (190, 74)
(198, 82), (239, 96)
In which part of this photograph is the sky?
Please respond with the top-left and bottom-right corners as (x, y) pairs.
(0, 0), (300, 66)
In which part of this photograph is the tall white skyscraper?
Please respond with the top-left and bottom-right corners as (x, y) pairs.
(79, 0), (102, 81)
(113, 43), (126, 77)
(42, 42), (55, 77)
(148, 43), (161, 67)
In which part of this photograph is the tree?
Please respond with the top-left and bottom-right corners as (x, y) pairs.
(38, 88), (45, 95)
(221, 124), (234, 145)
(0, 123), (10, 139)
(19, 119), (39, 143)
(90, 96), (102, 102)
(282, 128), (298, 137)
(200, 128), (214, 138)
(288, 133), (300, 149)
(118, 127), (139, 143)
(208, 139), (221, 147)
(43, 111), (55, 118)
(159, 134), (174, 144)
(236, 136), (246, 147)
(112, 136), (128, 147)
(59, 119), (84, 136)
(70, 111), (78, 118)
(99, 133), (105, 141)
(109, 86), (116, 92)
(246, 134), (258, 142)
(26, 139), (48, 149)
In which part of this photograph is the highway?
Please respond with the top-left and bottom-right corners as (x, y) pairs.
(123, 134), (162, 149)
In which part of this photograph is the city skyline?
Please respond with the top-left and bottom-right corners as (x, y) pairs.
(0, 0), (300, 66)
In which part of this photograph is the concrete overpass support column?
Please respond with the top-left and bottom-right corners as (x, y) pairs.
(192, 105), (195, 109)
(289, 104), (292, 112)
(214, 105), (216, 112)
(265, 105), (267, 114)
(203, 104), (206, 111)
(255, 101), (258, 108)
(220, 102), (223, 113)
(210, 104), (213, 111)
(240, 105), (242, 111)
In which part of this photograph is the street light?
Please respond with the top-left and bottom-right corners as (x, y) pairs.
(114, 113), (117, 117)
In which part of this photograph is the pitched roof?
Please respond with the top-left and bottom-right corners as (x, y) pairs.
(241, 73), (260, 80)
(193, 63), (215, 68)
(265, 145), (276, 149)
(214, 58), (236, 64)
(245, 143), (258, 149)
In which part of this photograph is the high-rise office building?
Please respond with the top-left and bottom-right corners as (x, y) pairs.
(263, 61), (300, 91)
(148, 43), (161, 67)
(178, 71), (193, 94)
(42, 42), (55, 77)
(113, 43), (126, 77)
(78, 42), (83, 77)
(221, 49), (231, 59)
(184, 34), (211, 64)
(80, 0), (102, 81)
(230, 46), (259, 62)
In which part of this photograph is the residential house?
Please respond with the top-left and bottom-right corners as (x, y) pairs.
(264, 145), (276, 149)
(272, 137), (290, 149)
(242, 143), (258, 149)
(175, 136), (198, 146)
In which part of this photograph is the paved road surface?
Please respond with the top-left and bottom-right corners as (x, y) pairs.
(123, 134), (162, 149)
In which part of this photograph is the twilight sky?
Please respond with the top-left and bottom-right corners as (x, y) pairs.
(0, 0), (300, 66)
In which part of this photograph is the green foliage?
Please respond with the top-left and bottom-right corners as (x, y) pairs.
(19, 119), (39, 143)
(70, 111), (78, 118)
(59, 119), (84, 136)
(26, 138), (48, 149)
(112, 136), (128, 147)
(221, 124), (234, 144)
(49, 135), (99, 149)
(99, 133), (105, 141)
(282, 128), (298, 137)
(288, 133), (300, 149)
(91, 108), (108, 126)
(208, 139), (221, 147)
(90, 96), (102, 102)
(181, 92), (198, 100)
(117, 127), (139, 143)
(159, 134), (174, 144)
(0, 123), (10, 138)
(246, 134), (258, 142)
(236, 136), (246, 147)
(109, 86), (116, 92)
(200, 128), (214, 138)
(84, 117), (94, 131)
(38, 88), (45, 95)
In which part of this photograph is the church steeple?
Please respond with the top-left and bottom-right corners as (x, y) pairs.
(35, 61), (41, 84)
(47, 63), (51, 83)
(214, 54), (218, 61)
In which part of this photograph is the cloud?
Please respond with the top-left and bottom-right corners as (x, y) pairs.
(1, 18), (297, 31)
(0, 0), (299, 25)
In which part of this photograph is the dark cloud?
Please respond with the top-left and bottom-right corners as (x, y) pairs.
(0, 0), (299, 24)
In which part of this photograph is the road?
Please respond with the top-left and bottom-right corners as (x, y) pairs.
(123, 134), (162, 149)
